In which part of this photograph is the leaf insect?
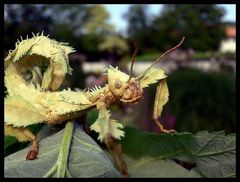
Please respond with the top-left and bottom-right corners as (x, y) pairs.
(4, 33), (184, 177)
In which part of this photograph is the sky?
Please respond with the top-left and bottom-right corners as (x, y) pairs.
(103, 4), (236, 34)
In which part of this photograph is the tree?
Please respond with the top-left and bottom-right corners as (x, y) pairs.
(4, 4), (128, 61)
(83, 5), (114, 35)
(124, 5), (154, 53)
(4, 4), (54, 50)
(152, 4), (226, 51)
(46, 4), (88, 36)
(82, 5), (128, 61)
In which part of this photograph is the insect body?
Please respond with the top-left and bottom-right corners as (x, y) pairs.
(4, 33), (184, 177)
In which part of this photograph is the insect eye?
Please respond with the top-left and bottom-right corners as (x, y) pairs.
(114, 80), (122, 89)
(129, 85), (135, 91)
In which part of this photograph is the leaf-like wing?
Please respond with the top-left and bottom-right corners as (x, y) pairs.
(45, 53), (68, 91)
(5, 34), (75, 91)
(139, 68), (167, 88)
(153, 79), (169, 118)
(8, 83), (40, 104)
(59, 90), (91, 105)
(4, 123), (120, 177)
(41, 60), (53, 90)
(90, 106), (125, 142)
(4, 60), (28, 94)
(4, 95), (45, 127)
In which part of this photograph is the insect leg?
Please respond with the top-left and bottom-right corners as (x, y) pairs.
(4, 124), (39, 160)
(23, 128), (39, 160)
(104, 136), (128, 177)
(152, 79), (176, 133)
(90, 102), (127, 176)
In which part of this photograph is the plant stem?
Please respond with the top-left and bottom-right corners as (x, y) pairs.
(56, 121), (74, 177)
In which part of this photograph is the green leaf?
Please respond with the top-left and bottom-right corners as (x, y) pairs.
(189, 131), (236, 178)
(4, 122), (121, 177)
(120, 127), (193, 160)
(119, 127), (236, 177)
(124, 155), (200, 177)
(4, 136), (28, 157)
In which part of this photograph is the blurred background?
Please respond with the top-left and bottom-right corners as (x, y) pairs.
(4, 4), (236, 138)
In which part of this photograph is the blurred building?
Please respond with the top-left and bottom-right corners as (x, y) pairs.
(220, 23), (236, 53)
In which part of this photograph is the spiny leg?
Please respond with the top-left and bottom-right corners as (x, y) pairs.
(104, 136), (128, 177)
(4, 125), (39, 160)
(152, 79), (176, 133)
(90, 102), (128, 177)
(23, 128), (39, 160)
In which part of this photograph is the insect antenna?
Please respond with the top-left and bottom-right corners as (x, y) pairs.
(136, 36), (185, 81)
(127, 38), (138, 82)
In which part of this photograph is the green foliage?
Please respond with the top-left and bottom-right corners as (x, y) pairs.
(123, 156), (201, 177)
(5, 123), (120, 177)
(136, 51), (164, 61)
(4, 5), (54, 50)
(124, 5), (155, 54)
(80, 33), (104, 54)
(124, 4), (226, 53)
(120, 127), (235, 177)
(5, 122), (235, 177)
(46, 4), (88, 34)
(83, 5), (114, 35)
(152, 5), (226, 51)
(124, 5), (150, 37)
(4, 5), (127, 58)
(99, 35), (129, 54)
(166, 68), (235, 133)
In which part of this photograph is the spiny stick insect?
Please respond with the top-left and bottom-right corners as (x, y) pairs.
(4, 33), (185, 177)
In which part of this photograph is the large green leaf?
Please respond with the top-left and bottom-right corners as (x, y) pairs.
(4, 121), (235, 178)
(120, 127), (194, 160)
(4, 122), (121, 178)
(124, 155), (200, 177)
(189, 131), (236, 178)
(119, 127), (236, 178)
